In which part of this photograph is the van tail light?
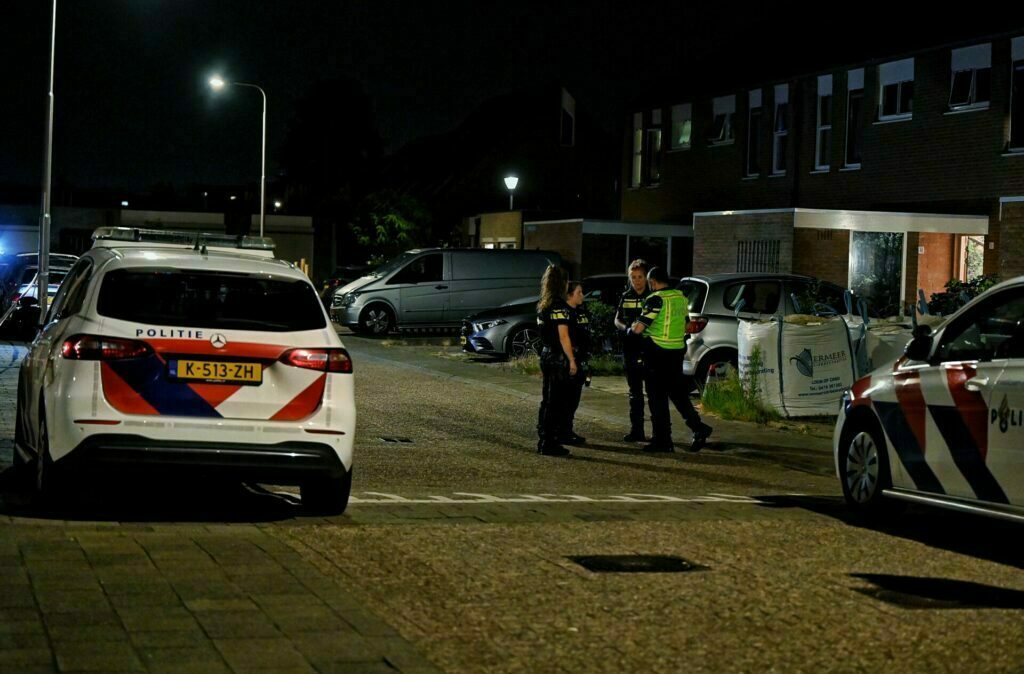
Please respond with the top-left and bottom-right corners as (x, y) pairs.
(279, 348), (353, 373)
(686, 317), (709, 334)
(61, 335), (153, 361)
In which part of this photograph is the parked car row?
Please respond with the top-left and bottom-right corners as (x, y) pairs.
(0, 252), (79, 340)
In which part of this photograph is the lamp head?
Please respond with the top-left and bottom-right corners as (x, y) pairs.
(504, 176), (519, 191)
(209, 76), (226, 91)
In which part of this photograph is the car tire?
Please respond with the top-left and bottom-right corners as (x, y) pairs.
(507, 326), (542, 359)
(359, 304), (395, 336)
(695, 350), (737, 392)
(838, 416), (899, 516)
(301, 468), (353, 515)
(34, 406), (63, 503)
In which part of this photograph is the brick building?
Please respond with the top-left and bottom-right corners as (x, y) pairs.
(622, 31), (1024, 313)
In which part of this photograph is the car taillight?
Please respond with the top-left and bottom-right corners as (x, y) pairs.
(61, 335), (153, 360)
(279, 348), (353, 373)
(686, 317), (708, 334)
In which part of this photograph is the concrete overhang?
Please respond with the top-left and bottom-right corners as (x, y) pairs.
(693, 207), (988, 235)
(525, 218), (693, 238)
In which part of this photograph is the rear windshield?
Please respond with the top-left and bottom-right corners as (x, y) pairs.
(97, 269), (326, 332)
(677, 280), (707, 313)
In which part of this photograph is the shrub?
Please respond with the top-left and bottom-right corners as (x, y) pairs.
(585, 301), (621, 354)
(927, 275), (999, 316)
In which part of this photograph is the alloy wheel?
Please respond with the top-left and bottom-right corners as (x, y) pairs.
(845, 431), (880, 504)
(510, 328), (541, 359)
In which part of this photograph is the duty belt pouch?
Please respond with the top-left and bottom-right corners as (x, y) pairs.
(541, 349), (570, 382)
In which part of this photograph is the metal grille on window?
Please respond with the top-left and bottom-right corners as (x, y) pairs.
(736, 240), (780, 273)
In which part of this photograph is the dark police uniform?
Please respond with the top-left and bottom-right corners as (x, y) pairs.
(616, 287), (649, 438)
(636, 288), (710, 451)
(536, 299), (574, 453)
(562, 303), (592, 440)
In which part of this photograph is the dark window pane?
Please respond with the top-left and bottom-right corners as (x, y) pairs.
(882, 83), (899, 116)
(709, 114), (727, 142)
(645, 129), (662, 182)
(747, 109), (762, 175)
(975, 67), (991, 104)
(774, 103), (788, 132)
(391, 253), (443, 284)
(850, 231), (904, 317)
(949, 70), (973, 107)
(774, 134), (788, 173)
(817, 128), (831, 166)
(581, 234), (626, 277)
(724, 281), (782, 314)
(847, 90), (864, 164)
(560, 109), (574, 146)
(1013, 64), (1024, 148)
(628, 236), (668, 272)
(97, 269), (326, 331)
(677, 280), (706, 313)
(819, 95), (832, 126)
(671, 237), (693, 278)
(900, 80), (914, 113)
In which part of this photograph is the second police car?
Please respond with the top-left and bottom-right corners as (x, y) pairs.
(835, 276), (1024, 523)
(14, 227), (356, 514)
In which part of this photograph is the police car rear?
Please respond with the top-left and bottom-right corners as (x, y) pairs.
(15, 227), (356, 514)
(834, 276), (1024, 523)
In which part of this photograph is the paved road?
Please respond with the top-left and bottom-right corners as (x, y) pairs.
(2, 336), (1024, 673)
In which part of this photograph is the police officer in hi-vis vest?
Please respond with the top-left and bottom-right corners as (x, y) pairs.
(631, 266), (712, 453)
(614, 259), (650, 442)
(535, 265), (575, 457)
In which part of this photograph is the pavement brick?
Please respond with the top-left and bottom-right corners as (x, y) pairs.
(184, 598), (258, 613)
(213, 638), (313, 671)
(115, 606), (200, 633)
(128, 627), (209, 649)
(34, 588), (110, 614)
(194, 611), (283, 639)
(136, 644), (229, 672)
(0, 632), (48, 649)
(52, 640), (143, 672)
(0, 648), (53, 667)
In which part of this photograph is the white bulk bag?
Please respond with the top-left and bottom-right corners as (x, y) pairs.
(779, 317), (857, 416)
(737, 319), (784, 412)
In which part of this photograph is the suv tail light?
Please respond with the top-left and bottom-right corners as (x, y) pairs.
(61, 335), (153, 360)
(279, 348), (353, 373)
(686, 317), (708, 334)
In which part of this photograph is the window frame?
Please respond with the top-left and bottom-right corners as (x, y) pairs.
(1010, 38), (1024, 152)
(669, 103), (692, 150)
(878, 58), (915, 122)
(844, 69), (865, 169)
(948, 43), (992, 112)
(772, 84), (789, 175)
(746, 90), (763, 177)
(709, 95), (736, 146)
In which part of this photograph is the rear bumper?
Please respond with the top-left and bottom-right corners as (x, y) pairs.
(59, 434), (346, 484)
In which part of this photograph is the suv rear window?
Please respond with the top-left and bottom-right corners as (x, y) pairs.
(723, 281), (782, 315)
(677, 280), (707, 313)
(97, 269), (326, 332)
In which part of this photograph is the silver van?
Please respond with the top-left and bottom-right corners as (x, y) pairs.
(331, 248), (563, 334)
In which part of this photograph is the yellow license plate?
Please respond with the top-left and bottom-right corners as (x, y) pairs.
(460, 335), (467, 345)
(170, 359), (262, 384)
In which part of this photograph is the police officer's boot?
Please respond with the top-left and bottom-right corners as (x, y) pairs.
(687, 421), (713, 453)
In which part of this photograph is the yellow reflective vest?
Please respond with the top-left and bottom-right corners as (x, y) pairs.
(645, 289), (688, 350)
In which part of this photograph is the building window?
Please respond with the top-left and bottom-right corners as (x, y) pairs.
(645, 109), (663, 184)
(631, 112), (643, 187)
(709, 95), (736, 145)
(772, 84), (788, 174)
(746, 90), (762, 176)
(670, 103), (692, 149)
(816, 75), (833, 170)
(878, 58), (914, 120)
(560, 88), (576, 146)
(845, 68), (864, 168)
(949, 44), (991, 111)
(1011, 37), (1024, 151)
(736, 240), (781, 274)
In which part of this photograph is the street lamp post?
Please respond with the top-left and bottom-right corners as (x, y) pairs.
(209, 76), (267, 237)
(38, 0), (58, 324)
(504, 175), (519, 211)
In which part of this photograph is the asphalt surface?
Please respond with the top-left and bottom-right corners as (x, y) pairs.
(2, 333), (1024, 673)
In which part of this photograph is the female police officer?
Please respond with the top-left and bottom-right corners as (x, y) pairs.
(561, 280), (591, 445)
(535, 265), (575, 457)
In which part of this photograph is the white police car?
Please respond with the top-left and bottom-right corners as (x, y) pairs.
(835, 276), (1024, 523)
(14, 227), (356, 514)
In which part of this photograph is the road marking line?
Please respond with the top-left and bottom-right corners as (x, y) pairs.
(345, 492), (782, 505)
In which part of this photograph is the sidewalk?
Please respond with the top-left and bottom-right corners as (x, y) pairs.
(0, 341), (442, 674)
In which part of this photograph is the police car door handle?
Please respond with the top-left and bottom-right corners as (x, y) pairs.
(966, 377), (990, 392)
(435, 285), (448, 290)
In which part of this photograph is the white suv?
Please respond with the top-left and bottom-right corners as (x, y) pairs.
(14, 227), (356, 514)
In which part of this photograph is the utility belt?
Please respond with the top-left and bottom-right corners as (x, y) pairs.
(541, 347), (590, 383)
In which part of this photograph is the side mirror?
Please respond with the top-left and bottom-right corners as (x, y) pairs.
(905, 330), (933, 362)
(18, 296), (39, 308)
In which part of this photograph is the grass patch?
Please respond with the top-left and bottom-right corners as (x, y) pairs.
(497, 353), (625, 377)
(700, 347), (781, 425)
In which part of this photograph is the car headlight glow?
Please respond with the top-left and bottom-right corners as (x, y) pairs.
(474, 319), (507, 331)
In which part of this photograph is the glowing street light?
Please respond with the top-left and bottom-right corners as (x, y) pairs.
(504, 175), (519, 211)
(209, 75), (267, 236)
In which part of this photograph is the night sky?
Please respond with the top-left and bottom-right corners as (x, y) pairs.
(3, 1), (1021, 194)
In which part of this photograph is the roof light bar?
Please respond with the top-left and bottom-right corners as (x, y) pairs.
(91, 227), (275, 251)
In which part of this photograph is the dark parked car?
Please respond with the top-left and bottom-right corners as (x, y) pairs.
(459, 274), (653, 359)
(0, 252), (78, 314)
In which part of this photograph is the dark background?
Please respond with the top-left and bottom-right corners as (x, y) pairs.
(3, 1), (1020, 195)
